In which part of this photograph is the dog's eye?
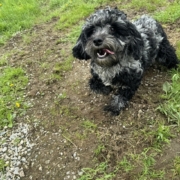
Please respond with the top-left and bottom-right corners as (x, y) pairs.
(110, 27), (115, 33)
(86, 27), (95, 38)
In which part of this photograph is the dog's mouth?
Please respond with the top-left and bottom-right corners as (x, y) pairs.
(97, 49), (115, 58)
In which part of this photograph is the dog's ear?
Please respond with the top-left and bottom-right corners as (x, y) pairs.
(127, 22), (143, 60)
(72, 32), (91, 60)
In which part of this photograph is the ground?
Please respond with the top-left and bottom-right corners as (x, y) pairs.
(1, 7), (180, 180)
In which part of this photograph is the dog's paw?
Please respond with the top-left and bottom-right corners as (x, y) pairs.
(104, 95), (127, 116)
(104, 105), (120, 116)
(99, 86), (112, 95)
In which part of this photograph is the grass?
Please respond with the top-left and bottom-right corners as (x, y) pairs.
(54, 56), (74, 74)
(157, 67), (180, 125)
(0, 159), (7, 172)
(0, 65), (28, 128)
(173, 156), (180, 176)
(78, 162), (116, 180)
(154, 1), (180, 23)
(94, 144), (105, 156)
(0, 0), (42, 45)
(176, 41), (180, 60)
(57, 3), (95, 30)
(81, 120), (97, 131)
(136, 149), (165, 179)
(57, 24), (82, 44)
(124, 0), (167, 12)
(118, 156), (134, 173)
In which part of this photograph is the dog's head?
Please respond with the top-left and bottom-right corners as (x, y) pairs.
(72, 7), (143, 67)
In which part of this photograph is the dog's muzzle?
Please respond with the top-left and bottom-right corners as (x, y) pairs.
(93, 38), (115, 59)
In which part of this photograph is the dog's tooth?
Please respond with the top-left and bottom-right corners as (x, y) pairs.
(97, 52), (107, 58)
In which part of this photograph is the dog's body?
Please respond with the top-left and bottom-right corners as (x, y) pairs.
(73, 7), (179, 115)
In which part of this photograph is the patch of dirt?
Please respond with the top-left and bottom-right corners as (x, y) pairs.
(1, 7), (180, 180)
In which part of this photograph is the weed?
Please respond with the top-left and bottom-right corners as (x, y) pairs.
(118, 156), (134, 173)
(81, 120), (97, 132)
(13, 138), (21, 145)
(22, 33), (33, 44)
(173, 156), (180, 176)
(0, 67), (28, 128)
(44, 55), (74, 85)
(53, 56), (74, 75)
(158, 67), (180, 125)
(0, 54), (8, 66)
(78, 162), (116, 180)
(129, 148), (165, 179)
(94, 145), (105, 156)
(0, 159), (7, 172)
(41, 62), (49, 70)
(75, 132), (87, 140)
(57, 92), (67, 100)
(154, 124), (172, 144)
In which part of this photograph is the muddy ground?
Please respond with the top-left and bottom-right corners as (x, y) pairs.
(1, 6), (180, 180)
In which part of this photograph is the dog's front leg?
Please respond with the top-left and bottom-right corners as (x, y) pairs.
(104, 71), (142, 115)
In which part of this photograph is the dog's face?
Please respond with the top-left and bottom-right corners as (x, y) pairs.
(84, 23), (126, 67)
(73, 7), (143, 67)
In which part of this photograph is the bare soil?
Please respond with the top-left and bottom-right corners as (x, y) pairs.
(1, 7), (180, 180)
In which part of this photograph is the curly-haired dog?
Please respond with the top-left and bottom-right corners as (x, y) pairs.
(72, 7), (179, 115)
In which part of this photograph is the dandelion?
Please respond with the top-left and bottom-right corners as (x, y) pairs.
(10, 84), (14, 87)
(16, 102), (20, 108)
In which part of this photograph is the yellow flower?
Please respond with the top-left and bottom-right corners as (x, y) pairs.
(16, 102), (20, 108)
(0, 4), (2, 6)
(10, 84), (14, 87)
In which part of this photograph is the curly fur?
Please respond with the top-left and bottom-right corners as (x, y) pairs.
(72, 7), (179, 115)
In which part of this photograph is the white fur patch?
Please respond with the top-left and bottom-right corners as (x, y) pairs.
(91, 56), (143, 86)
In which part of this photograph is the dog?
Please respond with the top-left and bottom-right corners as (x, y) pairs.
(72, 7), (179, 115)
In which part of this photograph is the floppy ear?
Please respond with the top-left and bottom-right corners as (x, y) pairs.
(72, 32), (91, 60)
(127, 22), (143, 60)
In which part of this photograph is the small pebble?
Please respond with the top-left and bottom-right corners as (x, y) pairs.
(0, 123), (34, 180)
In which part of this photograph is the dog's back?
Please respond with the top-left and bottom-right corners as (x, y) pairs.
(133, 15), (179, 69)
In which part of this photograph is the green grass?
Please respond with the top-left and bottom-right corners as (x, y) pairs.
(57, 24), (82, 44)
(173, 156), (180, 176)
(154, 1), (180, 23)
(57, 3), (95, 30)
(0, 0), (42, 45)
(158, 67), (180, 125)
(52, 55), (74, 79)
(56, 0), (113, 30)
(78, 162), (116, 180)
(176, 41), (180, 60)
(0, 159), (7, 172)
(81, 120), (97, 131)
(125, 0), (167, 12)
(0, 65), (28, 128)
(79, 147), (165, 180)
(94, 144), (105, 156)
(118, 156), (134, 173)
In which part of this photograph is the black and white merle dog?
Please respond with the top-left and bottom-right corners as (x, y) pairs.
(72, 7), (179, 115)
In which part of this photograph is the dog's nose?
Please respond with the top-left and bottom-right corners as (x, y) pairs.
(93, 38), (103, 46)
